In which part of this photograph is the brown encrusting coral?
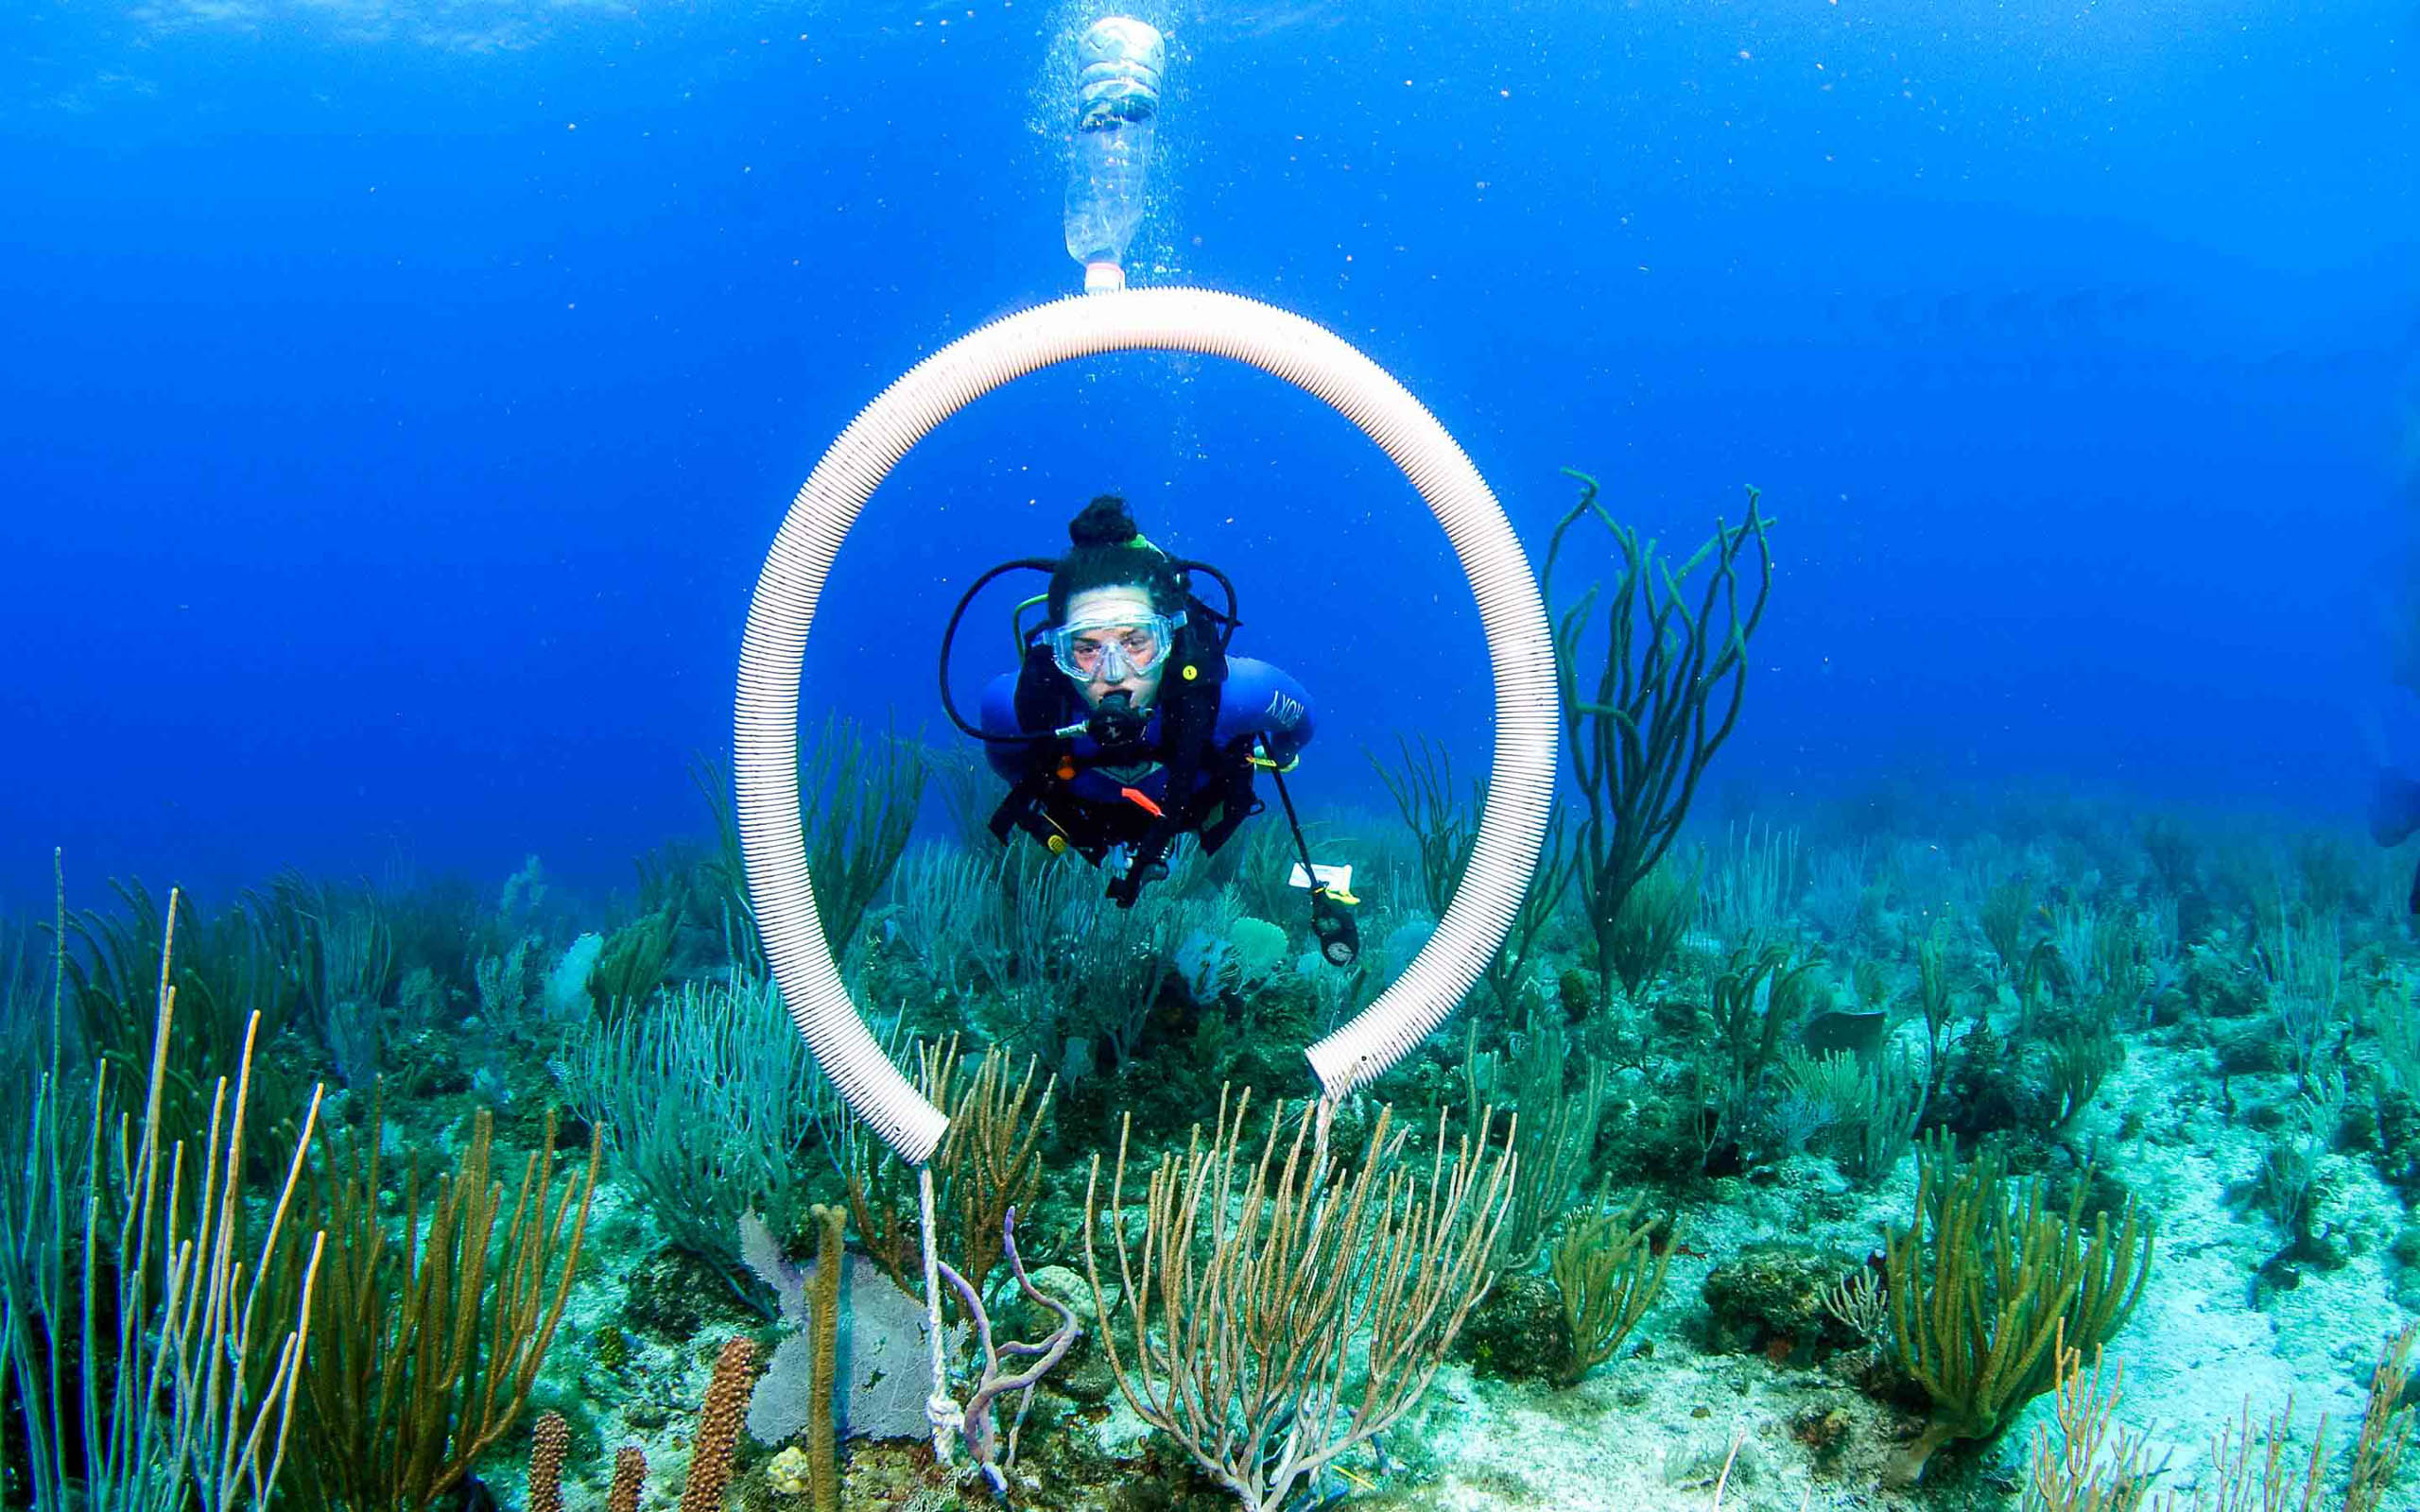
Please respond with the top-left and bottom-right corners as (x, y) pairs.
(679, 1336), (758, 1512)
(523, 1337), (758, 1512)
(525, 1413), (569, 1512)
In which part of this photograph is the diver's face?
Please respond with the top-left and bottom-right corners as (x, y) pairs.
(1063, 585), (1167, 712)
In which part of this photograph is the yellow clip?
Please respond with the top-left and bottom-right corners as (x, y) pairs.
(1046, 834), (1067, 854)
(1326, 886), (1360, 906)
(1247, 750), (1300, 773)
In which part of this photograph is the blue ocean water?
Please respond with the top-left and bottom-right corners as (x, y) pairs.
(5, 0), (2411, 911)
(7, 9), (2420, 1505)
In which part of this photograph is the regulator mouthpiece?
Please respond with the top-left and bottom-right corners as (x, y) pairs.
(1087, 688), (1150, 750)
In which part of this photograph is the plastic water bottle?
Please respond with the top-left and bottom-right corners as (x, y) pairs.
(1063, 17), (1165, 294)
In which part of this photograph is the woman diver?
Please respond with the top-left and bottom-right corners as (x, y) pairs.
(938, 494), (1357, 963)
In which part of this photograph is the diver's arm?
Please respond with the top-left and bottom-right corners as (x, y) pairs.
(978, 671), (1037, 779)
(1215, 657), (1315, 762)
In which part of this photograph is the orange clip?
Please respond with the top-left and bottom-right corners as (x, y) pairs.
(1118, 786), (1165, 818)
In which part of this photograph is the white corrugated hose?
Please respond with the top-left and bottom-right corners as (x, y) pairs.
(735, 286), (1557, 1165)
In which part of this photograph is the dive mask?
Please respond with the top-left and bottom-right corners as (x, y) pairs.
(1045, 610), (1184, 683)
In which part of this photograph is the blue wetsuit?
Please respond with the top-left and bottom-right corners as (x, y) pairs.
(979, 656), (1315, 866)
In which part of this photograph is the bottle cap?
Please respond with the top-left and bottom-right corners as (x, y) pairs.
(1083, 260), (1127, 294)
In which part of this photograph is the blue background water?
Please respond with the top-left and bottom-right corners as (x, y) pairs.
(4, 0), (2413, 914)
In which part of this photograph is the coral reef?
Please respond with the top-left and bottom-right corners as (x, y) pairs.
(18, 490), (2420, 1510)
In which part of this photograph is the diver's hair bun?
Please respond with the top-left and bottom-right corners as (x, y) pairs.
(1069, 494), (1140, 548)
(1047, 492), (1183, 622)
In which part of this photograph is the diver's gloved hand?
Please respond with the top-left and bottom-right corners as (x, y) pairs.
(1106, 867), (1151, 908)
(1106, 831), (1173, 908)
(1106, 856), (1170, 908)
(1311, 886), (1359, 966)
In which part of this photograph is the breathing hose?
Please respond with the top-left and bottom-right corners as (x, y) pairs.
(735, 287), (1557, 1164)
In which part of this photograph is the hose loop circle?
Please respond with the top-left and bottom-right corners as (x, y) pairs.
(736, 287), (1557, 1163)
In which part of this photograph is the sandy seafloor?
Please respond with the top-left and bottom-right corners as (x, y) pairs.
(1344, 1032), (2411, 1512)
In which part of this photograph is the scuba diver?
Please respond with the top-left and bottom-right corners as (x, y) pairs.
(2372, 768), (2420, 916)
(938, 494), (1358, 964)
